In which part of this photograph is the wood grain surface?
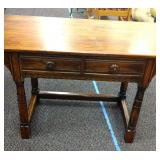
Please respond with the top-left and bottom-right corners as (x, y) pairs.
(4, 15), (156, 57)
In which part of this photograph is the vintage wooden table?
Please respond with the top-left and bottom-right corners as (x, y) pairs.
(4, 15), (156, 143)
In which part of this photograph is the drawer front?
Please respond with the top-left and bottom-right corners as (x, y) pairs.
(85, 59), (146, 75)
(20, 56), (81, 72)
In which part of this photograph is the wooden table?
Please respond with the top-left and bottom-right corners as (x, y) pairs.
(4, 15), (156, 143)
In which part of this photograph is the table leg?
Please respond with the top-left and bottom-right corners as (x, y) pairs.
(31, 78), (39, 94)
(31, 78), (39, 104)
(15, 81), (31, 139)
(119, 82), (128, 99)
(124, 85), (146, 143)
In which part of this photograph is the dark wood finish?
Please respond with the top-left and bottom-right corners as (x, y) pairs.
(85, 59), (145, 74)
(22, 69), (144, 82)
(21, 56), (81, 72)
(4, 16), (156, 143)
(124, 86), (146, 143)
(119, 82), (128, 99)
(11, 53), (31, 139)
(15, 81), (31, 139)
(21, 56), (146, 75)
(31, 78), (39, 95)
(39, 91), (120, 102)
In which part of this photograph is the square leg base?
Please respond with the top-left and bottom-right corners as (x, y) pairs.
(124, 130), (136, 143)
(20, 124), (31, 139)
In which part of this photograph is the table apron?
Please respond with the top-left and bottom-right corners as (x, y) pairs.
(21, 70), (143, 83)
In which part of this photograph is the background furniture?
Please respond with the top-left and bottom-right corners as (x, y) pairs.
(132, 8), (156, 22)
(87, 8), (131, 20)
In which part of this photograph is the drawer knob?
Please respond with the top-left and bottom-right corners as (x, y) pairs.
(46, 61), (56, 70)
(109, 64), (119, 73)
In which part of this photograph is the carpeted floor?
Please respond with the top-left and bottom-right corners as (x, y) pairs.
(4, 8), (156, 151)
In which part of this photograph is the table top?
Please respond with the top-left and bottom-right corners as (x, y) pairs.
(4, 15), (156, 58)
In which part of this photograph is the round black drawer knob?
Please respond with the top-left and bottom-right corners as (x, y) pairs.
(46, 61), (56, 70)
(109, 64), (120, 73)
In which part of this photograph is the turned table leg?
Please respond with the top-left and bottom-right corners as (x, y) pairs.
(15, 81), (31, 139)
(124, 85), (146, 143)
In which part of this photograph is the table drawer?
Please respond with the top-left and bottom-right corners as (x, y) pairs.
(20, 56), (81, 72)
(85, 59), (146, 75)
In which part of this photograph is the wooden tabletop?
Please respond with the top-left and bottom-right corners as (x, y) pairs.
(4, 15), (156, 57)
